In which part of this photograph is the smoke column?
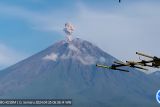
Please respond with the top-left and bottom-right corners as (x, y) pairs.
(63, 22), (75, 42)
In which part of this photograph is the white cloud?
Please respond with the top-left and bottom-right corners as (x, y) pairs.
(60, 43), (97, 65)
(0, 44), (27, 70)
(43, 53), (58, 61)
(61, 54), (97, 65)
(59, 43), (97, 65)
(78, 55), (96, 65)
(68, 44), (80, 52)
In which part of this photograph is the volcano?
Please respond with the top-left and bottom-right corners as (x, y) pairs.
(0, 38), (159, 107)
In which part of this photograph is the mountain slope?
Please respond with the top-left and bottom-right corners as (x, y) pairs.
(0, 38), (159, 107)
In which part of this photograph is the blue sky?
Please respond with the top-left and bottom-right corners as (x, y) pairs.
(0, 0), (160, 71)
